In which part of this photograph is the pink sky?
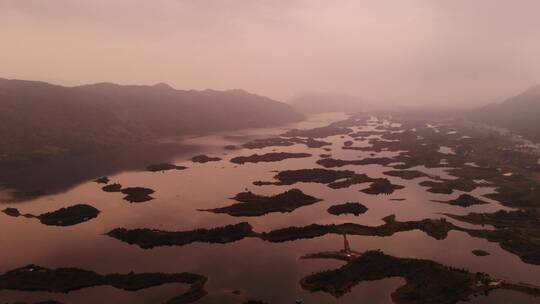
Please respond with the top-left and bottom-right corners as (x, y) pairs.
(2, 0), (540, 106)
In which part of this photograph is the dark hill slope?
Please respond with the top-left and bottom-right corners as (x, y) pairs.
(0, 78), (302, 162)
(471, 85), (540, 139)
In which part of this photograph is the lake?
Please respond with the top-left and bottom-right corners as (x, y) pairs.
(1, 113), (539, 304)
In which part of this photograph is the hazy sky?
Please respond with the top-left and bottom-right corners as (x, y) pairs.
(2, 0), (540, 106)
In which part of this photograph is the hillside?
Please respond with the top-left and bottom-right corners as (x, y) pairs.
(472, 85), (540, 139)
(0, 78), (303, 163)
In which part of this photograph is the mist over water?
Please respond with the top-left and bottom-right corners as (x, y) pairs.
(2, 113), (539, 304)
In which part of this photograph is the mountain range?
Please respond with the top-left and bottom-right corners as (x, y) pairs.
(0, 78), (302, 164)
(471, 84), (540, 139)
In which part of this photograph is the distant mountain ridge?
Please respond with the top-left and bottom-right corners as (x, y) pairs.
(471, 85), (540, 139)
(0, 78), (302, 163)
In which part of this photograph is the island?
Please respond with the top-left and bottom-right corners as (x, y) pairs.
(146, 163), (188, 172)
(361, 179), (404, 195)
(327, 202), (368, 216)
(106, 222), (255, 249)
(431, 194), (489, 207)
(191, 155), (222, 163)
(264, 168), (377, 189)
(102, 183), (122, 192)
(472, 250), (490, 256)
(316, 157), (395, 168)
(419, 178), (479, 194)
(120, 187), (155, 203)
(259, 215), (461, 243)
(93, 177), (109, 184)
(230, 152), (311, 164)
(445, 209), (540, 265)
(0, 264), (207, 304)
(241, 137), (331, 149)
(199, 189), (322, 216)
(300, 250), (540, 303)
(224, 145), (238, 150)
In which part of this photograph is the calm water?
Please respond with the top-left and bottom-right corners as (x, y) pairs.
(1, 113), (539, 303)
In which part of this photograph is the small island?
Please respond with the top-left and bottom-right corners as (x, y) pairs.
(146, 163), (187, 172)
(241, 137), (330, 149)
(431, 194), (489, 207)
(304, 137), (332, 148)
(0, 264), (208, 303)
(102, 183), (122, 192)
(259, 215), (461, 243)
(419, 178), (479, 194)
(445, 209), (540, 265)
(93, 177), (109, 184)
(270, 168), (376, 188)
(121, 187), (155, 203)
(107, 222), (255, 249)
(472, 249), (490, 256)
(224, 145), (238, 150)
(300, 250), (540, 303)
(230, 152), (311, 164)
(191, 154), (222, 163)
(242, 137), (297, 149)
(254, 168), (382, 189)
(199, 189), (322, 216)
(361, 179), (404, 195)
(2, 204), (100, 226)
(327, 202), (368, 216)
(316, 157), (395, 168)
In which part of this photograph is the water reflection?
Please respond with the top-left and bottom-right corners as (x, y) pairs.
(0, 143), (201, 202)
